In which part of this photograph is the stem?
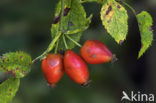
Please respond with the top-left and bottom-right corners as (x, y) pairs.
(65, 35), (82, 47)
(63, 35), (68, 49)
(32, 32), (62, 63)
(54, 40), (59, 54)
(60, 0), (65, 31)
(32, 0), (65, 64)
(122, 1), (136, 15)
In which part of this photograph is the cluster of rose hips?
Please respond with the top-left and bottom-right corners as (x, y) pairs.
(41, 40), (116, 87)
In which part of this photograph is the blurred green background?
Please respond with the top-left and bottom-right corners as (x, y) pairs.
(0, 0), (156, 103)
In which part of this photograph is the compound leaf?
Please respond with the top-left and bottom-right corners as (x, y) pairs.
(137, 11), (153, 58)
(0, 78), (20, 103)
(101, 0), (128, 44)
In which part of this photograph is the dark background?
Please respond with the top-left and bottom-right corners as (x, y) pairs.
(0, 0), (156, 103)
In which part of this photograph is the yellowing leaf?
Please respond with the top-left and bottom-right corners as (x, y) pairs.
(101, 0), (128, 44)
(137, 11), (153, 58)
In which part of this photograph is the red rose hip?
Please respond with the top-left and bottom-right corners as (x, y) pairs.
(64, 50), (90, 86)
(80, 40), (115, 64)
(42, 54), (64, 87)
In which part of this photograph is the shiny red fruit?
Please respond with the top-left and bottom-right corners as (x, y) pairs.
(80, 40), (114, 64)
(42, 54), (64, 87)
(64, 50), (89, 86)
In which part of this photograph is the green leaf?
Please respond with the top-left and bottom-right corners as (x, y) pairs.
(65, 15), (93, 35)
(0, 51), (32, 78)
(100, 0), (128, 44)
(0, 78), (20, 103)
(137, 11), (153, 58)
(51, 0), (92, 51)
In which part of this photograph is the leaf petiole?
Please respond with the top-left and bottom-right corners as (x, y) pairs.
(122, 1), (136, 15)
(54, 40), (59, 54)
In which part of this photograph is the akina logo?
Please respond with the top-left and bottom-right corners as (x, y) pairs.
(121, 91), (155, 102)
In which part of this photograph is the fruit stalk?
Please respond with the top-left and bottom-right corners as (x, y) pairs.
(65, 35), (82, 47)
